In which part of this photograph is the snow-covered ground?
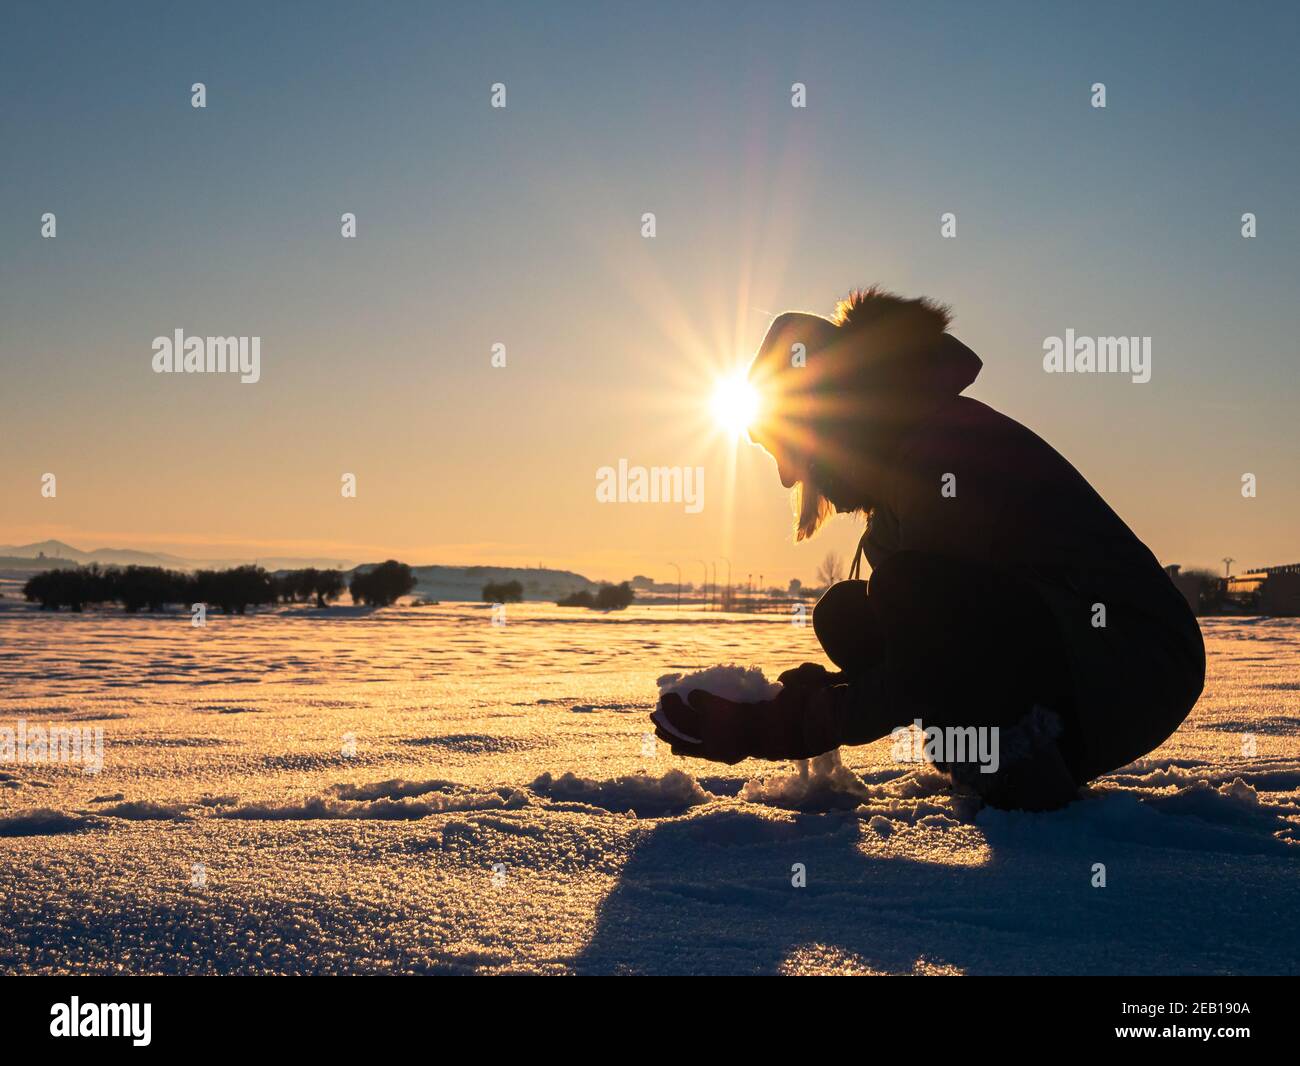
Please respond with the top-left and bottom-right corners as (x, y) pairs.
(0, 599), (1296, 974)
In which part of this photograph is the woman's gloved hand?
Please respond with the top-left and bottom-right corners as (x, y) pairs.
(651, 686), (836, 764)
(776, 662), (841, 690)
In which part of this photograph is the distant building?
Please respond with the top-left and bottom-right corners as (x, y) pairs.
(1225, 563), (1300, 616)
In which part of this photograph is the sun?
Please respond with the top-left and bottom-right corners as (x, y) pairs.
(710, 371), (760, 438)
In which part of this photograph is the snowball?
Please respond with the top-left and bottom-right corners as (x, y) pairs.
(653, 664), (782, 743)
(656, 664), (782, 704)
(653, 664), (868, 809)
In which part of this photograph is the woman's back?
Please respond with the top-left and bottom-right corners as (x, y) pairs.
(865, 395), (1205, 779)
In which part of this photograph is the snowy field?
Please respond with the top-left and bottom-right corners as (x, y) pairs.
(0, 599), (1297, 975)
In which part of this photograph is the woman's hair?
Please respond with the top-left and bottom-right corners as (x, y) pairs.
(794, 481), (835, 542)
(776, 287), (957, 541)
(831, 286), (951, 334)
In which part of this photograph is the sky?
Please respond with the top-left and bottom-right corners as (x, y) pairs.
(2, 0), (1297, 584)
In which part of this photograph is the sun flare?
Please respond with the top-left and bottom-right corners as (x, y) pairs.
(710, 371), (760, 438)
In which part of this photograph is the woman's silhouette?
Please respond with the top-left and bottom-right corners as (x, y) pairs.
(655, 288), (1205, 810)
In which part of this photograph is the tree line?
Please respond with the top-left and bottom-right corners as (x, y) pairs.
(557, 582), (635, 610)
(481, 580), (523, 602)
(479, 578), (636, 610)
(23, 560), (415, 613)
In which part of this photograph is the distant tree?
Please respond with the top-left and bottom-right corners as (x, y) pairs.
(815, 552), (844, 588)
(272, 568), (316, 603)
(594, 582), (635, 610)
(225, 565), (276, 614)
(482, 579), (523, 603)
(1181, 568), (1226, 614)
(112, 565), (189, 612)
(270, 568), (344, 607)
(557, 582), (635, 610)
(192, 565), (275, 614)
(23, 571), (52, 609)
(24, 565), (117, 611)
(25, 568), (79, 610)
(788, 578), (803, 596)
(311, 569), (346, 607)
(192, 569), (229, 613)
(22, 563), (278, 614)
(295, 569), (320, 602)
(350, 560), (415, 607)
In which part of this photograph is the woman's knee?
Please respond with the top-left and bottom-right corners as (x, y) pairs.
(813, 580), (873, 672)
(813, 579), (869, 630)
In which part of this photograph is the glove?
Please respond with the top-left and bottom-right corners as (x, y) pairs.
(652, 686), (836, 764)
(776, 662), (842, 690)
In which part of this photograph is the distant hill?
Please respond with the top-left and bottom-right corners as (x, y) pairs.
(0, 555), (82, 571)
(0, 540), (105, 564)
(366, 564), (598, 603)
(0, 543), (599, 601)
(0, 540), (353, 571)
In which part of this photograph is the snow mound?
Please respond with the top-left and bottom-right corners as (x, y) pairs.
(1138, 777), (1276, 830)
(741, 750), (872, 811)
(979, 778), (1297, 857)
(96, 800), (192, 820)
(219, 788), (529, 820)
(0, 808), (99, 836)
(1217, 777), (1261, 806)
(530, 769), (711, 817)
(330, 777), (459, 801)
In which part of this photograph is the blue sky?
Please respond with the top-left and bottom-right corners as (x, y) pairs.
(2, 1), (1297, 580)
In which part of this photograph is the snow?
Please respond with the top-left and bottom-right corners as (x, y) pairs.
(657, 663), (782, 703)
(653, 663), (782, 743)
(657, 664), (881, 810)
(530, 769), (710, 816)
(0, 599), (1296, 974)
(740, 752), (877, 811)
